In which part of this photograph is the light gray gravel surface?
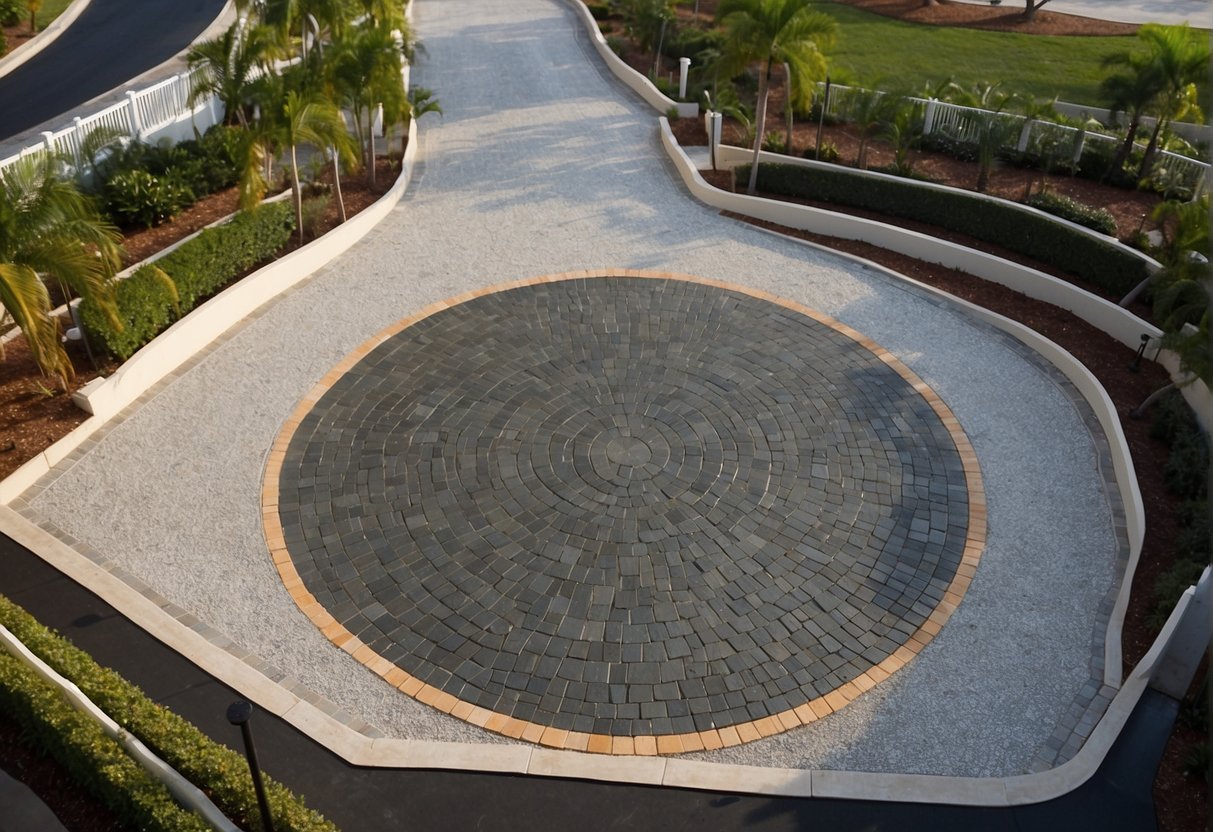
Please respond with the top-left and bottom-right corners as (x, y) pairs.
(21, 0), (1119, 776)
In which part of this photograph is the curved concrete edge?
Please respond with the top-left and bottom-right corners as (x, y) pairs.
(561, 0), (698, 118)
(0, 0), (93, 81)
(713, 143), (1163, 278)
(0, 498), (1173, 806)
(0, 119), (417, 507)
(660, 122), (1149, 678)
(0, 622), (240, 831)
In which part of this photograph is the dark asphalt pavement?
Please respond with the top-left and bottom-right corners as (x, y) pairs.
(0, 529), (1176, 831)
(0, 0), (227, 142)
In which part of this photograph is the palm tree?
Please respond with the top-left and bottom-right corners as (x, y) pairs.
(0, 157), (122, 386)
(278, 90), (358, 241)
(327, 23), (407, 187)
(1099, 50), (1163, 183)
(187, 19), (281, 128)
(716, 0), (836, 195)
(1128, 24), (1208, 181)
(1130, 195), (1210, 416)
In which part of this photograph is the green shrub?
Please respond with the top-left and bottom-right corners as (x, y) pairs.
(0, 655), (211, 831)
(803, 141), (839, 163)
(103, 169), (195, 229)
(1024, 191), (1117, 236)
(1148, 558), (1206, 631)
(0, 596), (337, 832)
(0, 0), (21, 26)
(736, 161), (1150, 296)
(762, 131), (786, 154)
(80, 265), (179, 360)
(1164, 426), (1210, 501)
(586, 1), (614, 19)
(1175, 499), (1211, 563)
(0, 28), (7, 58)
(82, 202), (295, 358)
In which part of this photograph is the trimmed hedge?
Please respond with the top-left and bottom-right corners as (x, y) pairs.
(1024, 191), (1117, 237)
(82, 201), (295, 359)
(736, 162), (1151, 297)
(0, 654), (211, 831)
(0, 595), (338, 832)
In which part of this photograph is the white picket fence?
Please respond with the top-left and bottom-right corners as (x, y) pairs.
(819, 82), (1210, 196)
(0, 68), (221, 175)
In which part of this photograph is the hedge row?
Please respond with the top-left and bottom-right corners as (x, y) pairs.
(82, 201), (295, 359)
(0, 595), (338, 832)
(736, 162), (1150, 297)
(0, 654), (211, 831)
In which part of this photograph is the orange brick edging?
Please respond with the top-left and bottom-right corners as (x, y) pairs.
(261, 269), (988, 755)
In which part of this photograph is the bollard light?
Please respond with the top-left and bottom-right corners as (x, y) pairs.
(227, 701), (275, 832)
(678, 57), (691, 100)
(1129, 333), (1149, 372)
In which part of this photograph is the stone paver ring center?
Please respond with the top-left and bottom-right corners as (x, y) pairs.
(604, 434), (653, 467)
(264, 271), (985, 754)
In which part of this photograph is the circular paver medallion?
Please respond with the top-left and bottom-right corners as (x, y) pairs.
(264, 272), (984, 753)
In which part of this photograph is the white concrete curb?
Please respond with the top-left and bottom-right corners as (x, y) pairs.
(562, 0), (698, 118)
(0, 0), (93, 81)
(0, 120), (417, 506)
(0, 622), (239, 830)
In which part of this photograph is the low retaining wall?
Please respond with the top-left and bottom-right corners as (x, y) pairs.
(0, 120), (418, 506)
(562, 0), (697, 119)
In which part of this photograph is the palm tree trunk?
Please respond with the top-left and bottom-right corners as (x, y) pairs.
(746, 61), (772, 196)
(332, 147), (347, 223)
(291, 146), (304, 244)
(1138, 117), (1165, 181)
(1132, 380), (1176, 419)
(783, 62), (793, 156)
(1104, 117), (1140, 183)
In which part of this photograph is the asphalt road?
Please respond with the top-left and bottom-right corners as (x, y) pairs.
(0, 0), (227, 143)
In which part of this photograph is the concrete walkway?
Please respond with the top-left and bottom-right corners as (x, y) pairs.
(14, 0), (1123, 781)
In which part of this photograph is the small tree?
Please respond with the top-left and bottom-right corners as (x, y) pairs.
(327, 22), (408, 187)
(716, 0), (836, 195)
(0, 157), (122, 386)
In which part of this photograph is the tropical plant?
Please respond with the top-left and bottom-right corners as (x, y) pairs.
(716, 0), (836, 195)
(276, 89), (358, 241)
(1100, 49), (1163, 183)
(327, 22), (408, 187)
(843, 87), (896, 169)
(187, 19), (281, 128)
(1103, 25), (1210, 181)
(621, 0), (675, 75)
(0, 157), (122, 385)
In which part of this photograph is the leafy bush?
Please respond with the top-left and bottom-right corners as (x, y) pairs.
(300, 195), (331, 240)
(1175, 499), (1211, 563)
(0, 28), (7, 58)
(586, 1), (614, 19)
(762, 131), (786, 154)
(82, 202), (295, 358)
(736, 162), (1150, 296)
(0, 0), (21, 26)
(0, 655), (211, 831)
(1164, 426), (1210, 501)
(1025, 191), (1117, 236)
(81, 265), (179, 360)
(803, 141), (839, 163)
(103, 169), (195, 229)
(0, 596), (337, 832)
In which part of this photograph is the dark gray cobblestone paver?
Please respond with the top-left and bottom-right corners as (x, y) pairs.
(277, 277), (970, 734)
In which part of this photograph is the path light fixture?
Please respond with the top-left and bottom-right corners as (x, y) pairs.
(227, 700), (275, 832)
(679, 57), (691, 100)
(1129, 333), (1149, 372)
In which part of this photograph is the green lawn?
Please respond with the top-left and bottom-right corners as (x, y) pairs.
(34, 0), (76, 30)
(811, 2), (1208, 109)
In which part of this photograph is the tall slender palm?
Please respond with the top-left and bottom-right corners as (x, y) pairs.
(1099, 51), (1162, 182)
(1128, 24), (1208, 180)
(277, 90), (359, 240)
(187, 19), (281, 127)
(0, 157), (122, 386)
(327, 23), (407, 187)
(716, 0), (836, 195)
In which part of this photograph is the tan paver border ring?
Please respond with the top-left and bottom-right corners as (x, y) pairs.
(262, 270), (986, 755)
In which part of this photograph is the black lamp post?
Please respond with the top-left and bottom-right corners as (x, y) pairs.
(227, 700), (275, 832)
(1129, 333), (1149, 372)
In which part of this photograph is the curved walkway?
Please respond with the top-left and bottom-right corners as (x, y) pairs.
(14, 0), (1121, 781)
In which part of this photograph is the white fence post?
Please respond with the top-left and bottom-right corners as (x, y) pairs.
(922, 98), (937, 136)
(125, 90), (144, 139)
(1017, 119), (1032, 153)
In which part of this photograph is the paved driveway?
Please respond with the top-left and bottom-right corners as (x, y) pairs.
(16, 0), (1123, 778)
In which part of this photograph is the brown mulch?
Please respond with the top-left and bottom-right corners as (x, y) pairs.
(827, 0), (1139, 36)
